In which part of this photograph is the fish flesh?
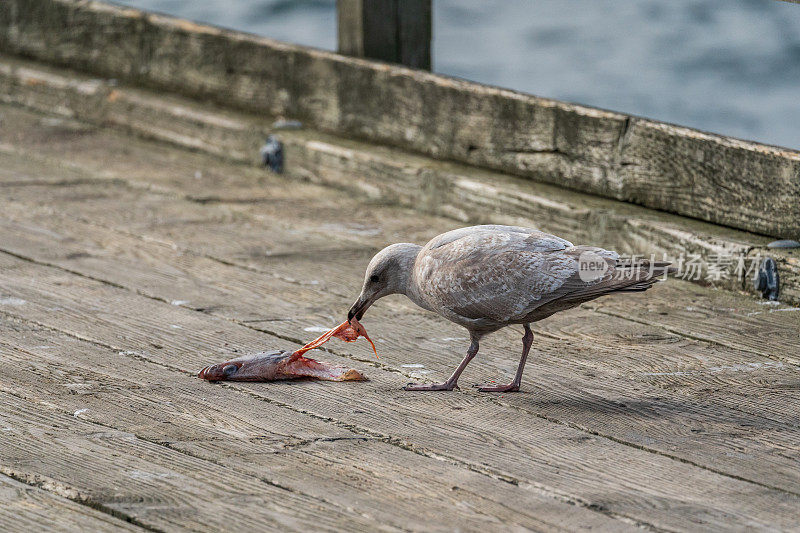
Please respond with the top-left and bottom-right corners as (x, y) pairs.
(293, 319), (377, 358)
(198, 318), (375, 382)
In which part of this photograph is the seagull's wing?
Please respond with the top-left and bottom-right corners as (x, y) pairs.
(416, 226), (588, 322)
(425, 225), (573, 253)
(417, 226), (670, 325)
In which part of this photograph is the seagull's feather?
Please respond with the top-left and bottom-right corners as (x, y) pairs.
(413, 225), (663, 327)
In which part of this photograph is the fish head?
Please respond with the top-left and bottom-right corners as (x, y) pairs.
(198, 350), (294, 381)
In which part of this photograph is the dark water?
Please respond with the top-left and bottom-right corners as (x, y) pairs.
(117, 0), (800, 150)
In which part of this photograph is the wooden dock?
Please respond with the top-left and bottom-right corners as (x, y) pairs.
(2, 99), (800, 531)
(1, 1), (800, 531)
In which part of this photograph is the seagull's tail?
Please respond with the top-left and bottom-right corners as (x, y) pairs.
(611, 260), (676, 292)
(560, 256), (675, 304)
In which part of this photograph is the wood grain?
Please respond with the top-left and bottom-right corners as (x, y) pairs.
(2, 82), (794, 303)
(1, 112), (798, 413)
(2, 88), (800, 530)
(0, 319), (622, 533)
(0, 106), (796, 392)
(587, 283), (800, 364)
(1, 2), (799, 237)
(3, 202), (800, 497)
(0, 392), (388, 532)
(0, 474), (145, 533)
(1, 252), (799, 530)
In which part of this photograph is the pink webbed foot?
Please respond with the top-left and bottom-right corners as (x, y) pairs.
(477, 382), (520, 393)
(403, 381), (457, 391)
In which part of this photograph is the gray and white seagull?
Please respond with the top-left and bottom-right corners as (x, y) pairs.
(348, 225), (672, 392)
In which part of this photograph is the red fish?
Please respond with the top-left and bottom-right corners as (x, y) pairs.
(198, 318), (376, 382)
(197, 350), (367, 382)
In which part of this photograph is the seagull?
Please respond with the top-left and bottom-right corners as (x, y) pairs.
(347, 225), (672, 392)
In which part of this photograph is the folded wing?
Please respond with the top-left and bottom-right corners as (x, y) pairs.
(415, 225), (669, 324)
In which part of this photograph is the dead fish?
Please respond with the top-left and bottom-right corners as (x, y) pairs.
(198, 318), (375, 382)
(198, 350), (367, 382)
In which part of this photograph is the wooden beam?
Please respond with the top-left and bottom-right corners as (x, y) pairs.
(397, 0), (432, 69)
(1, 0), (798, 240)
(337, 0), (431, 70)
(4, 55), (799, 304)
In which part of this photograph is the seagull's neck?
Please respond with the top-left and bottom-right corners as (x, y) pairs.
(392, 244), (434, 312)
(390, 243), (423, 298)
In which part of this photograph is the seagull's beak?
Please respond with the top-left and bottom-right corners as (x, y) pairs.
(347, 294), (372, 322)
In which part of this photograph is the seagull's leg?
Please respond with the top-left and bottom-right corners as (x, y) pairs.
(403, 335), (479, 391)
(479, 324), (533, 393)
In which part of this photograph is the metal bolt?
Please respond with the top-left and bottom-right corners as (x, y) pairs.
(754, 256), (780, 301)
(260, 135), (283, 173)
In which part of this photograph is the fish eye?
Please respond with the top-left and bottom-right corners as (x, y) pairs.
(370, 274), (380, 283)
(222, 364), (238, 376)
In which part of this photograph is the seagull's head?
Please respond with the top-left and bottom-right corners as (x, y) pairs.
(348, 243), (421, 321)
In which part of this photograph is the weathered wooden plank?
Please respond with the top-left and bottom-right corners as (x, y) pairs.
(0, 394), (388, 532)
(0, 474), (145, 533)
(1, 252), (800, 530)
(3, 72), (797, 303)
(1, 319), (620, 532)
(617, 119), (800, 239)
(4, 192), (800, 498)
(1, 2), (798, 238)
(0, 101), (796, 367)
(586, 282), (800, 364)
(3, 43), (800, 533)
(3, 93), (800, 517)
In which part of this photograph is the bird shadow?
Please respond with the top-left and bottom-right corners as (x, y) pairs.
(496, 390), (800, 432)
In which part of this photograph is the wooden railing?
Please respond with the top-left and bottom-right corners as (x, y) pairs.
(1, 0), (798, 240)
(337, 0), (431, 70)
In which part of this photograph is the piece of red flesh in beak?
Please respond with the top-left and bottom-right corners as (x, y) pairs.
(293, 318), (378, 358)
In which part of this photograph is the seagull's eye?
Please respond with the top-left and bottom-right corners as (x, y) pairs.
(370, 274), (380, 283)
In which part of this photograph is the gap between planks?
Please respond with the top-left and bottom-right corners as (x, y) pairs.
(0, 471), (150, 533)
